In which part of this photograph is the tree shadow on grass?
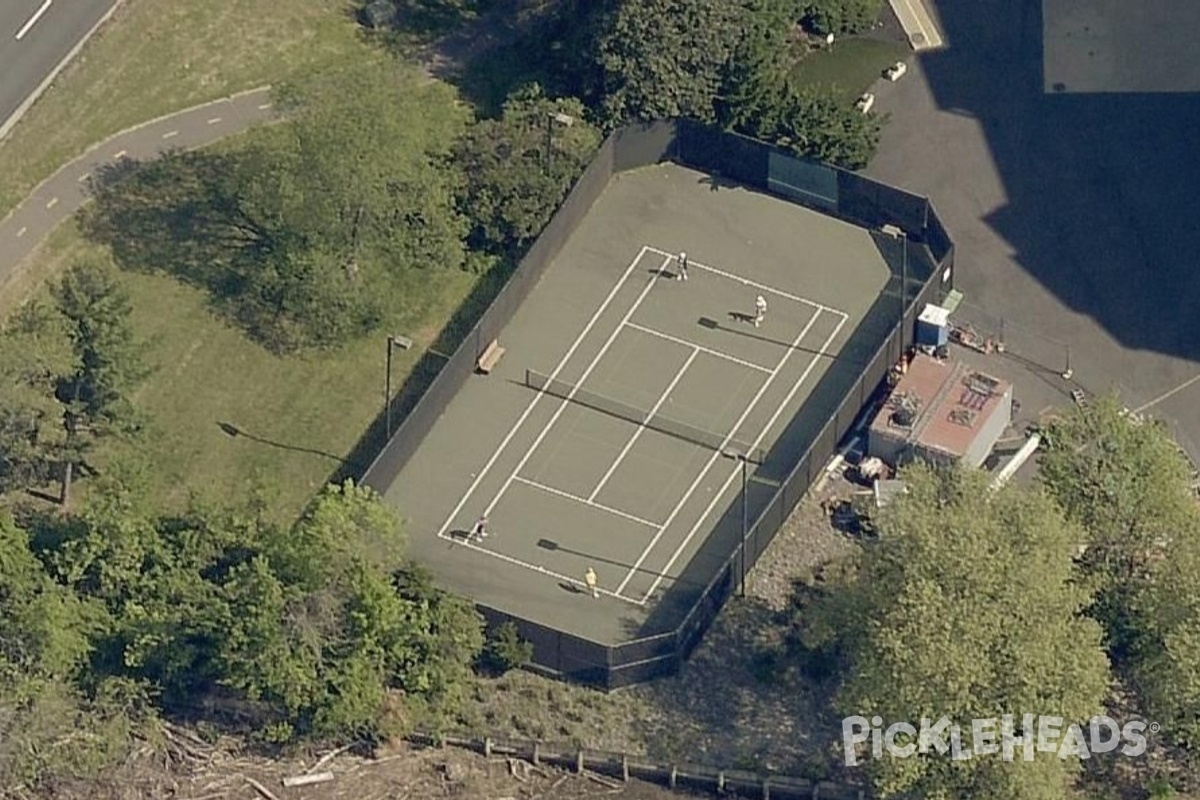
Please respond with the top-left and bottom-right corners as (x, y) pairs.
(80, 151), (266, 329)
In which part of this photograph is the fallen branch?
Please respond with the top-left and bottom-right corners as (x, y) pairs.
(308, 741), (360, 773)
(244, 776), (280, 800)
(282, 771), (335, 788)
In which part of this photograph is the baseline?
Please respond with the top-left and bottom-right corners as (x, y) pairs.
(447, 534), (643, 606)
(646, 246), (850, 319)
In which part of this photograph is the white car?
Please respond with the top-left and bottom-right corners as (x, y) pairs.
(856, 93), (876, 114)
(885, 61), (908, 81)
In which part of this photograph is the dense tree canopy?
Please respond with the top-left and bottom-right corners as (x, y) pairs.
(454, 85), (600, 257)
(800, 0), (885, 35)
(801, 465), (1110, 800)
(593, 0), (756, 124)
(1038, 396), (1200, 759)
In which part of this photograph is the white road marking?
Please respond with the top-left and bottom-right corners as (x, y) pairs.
(113, 150), (126, 159)
(16, 227), (27, 238)
(162, 130), (178, 139)
(1134, 373), (1200, 414)
(207, 117), (222, 125)
(77, 172), (90, 182)
(15, 0), (52, 41)
(45, 197), (58, 209)
(257, 102), (273, 110)
(646, 246), (849, 318)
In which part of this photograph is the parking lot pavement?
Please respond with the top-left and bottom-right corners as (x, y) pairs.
(864, 0), (1200, 463)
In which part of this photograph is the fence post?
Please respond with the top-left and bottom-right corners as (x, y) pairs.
(763, 776), (771, 800)
(717, 771), (725, 792)
(532, 742), (539, 766)
(669, 766), (678, 789)
(483, 737), (492, 758)
(621, 754), (629, 782)
(576, 749), (585, 774)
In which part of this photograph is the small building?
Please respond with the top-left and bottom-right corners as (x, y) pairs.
(868, 354), (1013, 468)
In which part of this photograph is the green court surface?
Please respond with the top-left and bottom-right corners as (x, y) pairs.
(380, 164), (893, 644)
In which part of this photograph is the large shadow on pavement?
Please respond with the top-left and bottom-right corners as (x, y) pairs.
(870, 0), (1200, 379)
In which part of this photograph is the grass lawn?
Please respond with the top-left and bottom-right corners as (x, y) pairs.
(15, 223), (477, 521)
(0, 0), (362, 220)
(791, 38), (910, 102)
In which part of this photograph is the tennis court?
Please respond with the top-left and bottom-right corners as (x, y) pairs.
(436, 244), (848, 605)
(379, 163), (893, 642)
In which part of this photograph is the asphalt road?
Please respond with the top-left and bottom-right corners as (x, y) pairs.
(0, 0), (122, 140)
(0, 87), (276, 293)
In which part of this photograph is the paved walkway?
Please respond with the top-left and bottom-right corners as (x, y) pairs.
(888, 0), (945, 50)
(0, 86), (276, 295)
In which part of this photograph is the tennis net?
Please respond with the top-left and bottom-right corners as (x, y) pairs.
(525, 369), (765, 462)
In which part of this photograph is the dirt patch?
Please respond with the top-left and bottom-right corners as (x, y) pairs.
(458, 485), (861, 778)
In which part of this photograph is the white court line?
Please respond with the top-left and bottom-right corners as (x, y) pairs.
(15, 0), (52, 40)
(480, 255), (670, 518)
(646, 246), (848, 319)
(614, 310), (823, 596)
(434, 247), (652, 539)
(624, 322), (773, 374)
(162, 130), (178, 139)
(45, 197), (58, 209)
(636, 315), (849, 604)
(448, 534), (643, 606)
(207, 117), (222, 125)
(589, 348), (699, 502)
(515, 476), (660, 529)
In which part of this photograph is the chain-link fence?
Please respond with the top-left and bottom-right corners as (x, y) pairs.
(366, 120), (956, 688)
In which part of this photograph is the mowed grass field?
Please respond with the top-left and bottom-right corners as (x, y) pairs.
(792, 38), (909, 101)
(0, 0), (361, 219)
(0, 0), (486, 519)
(24, 221), (476, 519)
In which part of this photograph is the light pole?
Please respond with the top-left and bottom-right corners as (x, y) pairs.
(722, 448), (751, 597)
(544, 111), (575, 171)
(882, 224), (908, 357)
(384, 334), (412, 440)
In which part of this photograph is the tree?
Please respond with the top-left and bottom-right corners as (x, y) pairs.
(225, 58), (469, 351)
(594, 0), (756, 125)
(1038, 396), (1200, 758)
(45, 476), (483, 743)
(52, 260), (147, 505)
(454, 85), (601, 258)
(0, 303), (74, 494)
(0, 511), (138, 789)
(800, 0), (884, 35)
(801, 465), (1110, 800)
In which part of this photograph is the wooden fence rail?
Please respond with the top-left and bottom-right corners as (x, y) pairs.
(408, 731), (867, 800)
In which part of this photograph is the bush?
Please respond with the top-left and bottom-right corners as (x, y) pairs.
(479, 622), (534, 675)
